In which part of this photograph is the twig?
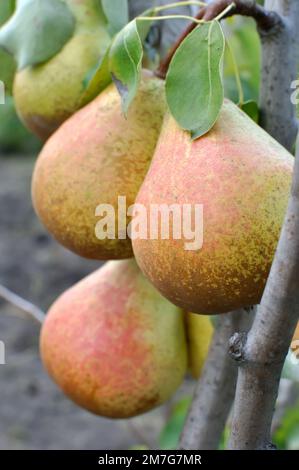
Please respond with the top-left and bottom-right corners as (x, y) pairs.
(0, 284), (44, 325)
(228, 135), (299, 449)
(156, 0), (281, 78)
(179, 308), (254, 450)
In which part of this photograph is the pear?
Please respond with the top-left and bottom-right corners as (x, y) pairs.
(132, 100), (294, 314)
(32, 71), (166, 260)
(40, 259), (187, 419)
(186, 313), (213, 379)
(13, 0), (110, 140)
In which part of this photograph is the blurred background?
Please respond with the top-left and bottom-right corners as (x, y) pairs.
(0, 0), (298, 450)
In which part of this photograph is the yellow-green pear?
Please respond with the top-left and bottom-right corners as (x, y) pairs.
(32, 71), (166, 260)
(40, 259), (187, 419)
(133, 100), (294, 314)
(13, 0), (110, 140)
(186, 313), (213, 379)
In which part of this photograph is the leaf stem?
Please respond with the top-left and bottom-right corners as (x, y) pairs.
(214, 2), (236, 22)
(225, 37), (244, 107)
(138, 15), (204, 24)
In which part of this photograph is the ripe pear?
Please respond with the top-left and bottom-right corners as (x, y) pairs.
(32, 72), (166, 260)
(133, 100), (294, 314)
(13, 0), (110, 140)
(186, 313), (213, 379)
(40, 259), (187, 419)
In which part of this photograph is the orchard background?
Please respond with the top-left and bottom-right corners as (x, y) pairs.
(0, 0), (298, 451)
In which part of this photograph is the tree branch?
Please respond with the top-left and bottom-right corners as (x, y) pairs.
(157, 0), (281, 79)
(259, 0), (299, 150)
(228, 134), (299, 449)
(0, 284), (44, 325)
(179, 308), (254, 450)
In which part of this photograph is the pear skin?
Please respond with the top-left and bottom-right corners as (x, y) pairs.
(13, 0), (110, 140)
(32, 72), (166, 260)
(40, 260), (187, 419)
(133, 100), (294, 314)
(186, 313), (213, 379)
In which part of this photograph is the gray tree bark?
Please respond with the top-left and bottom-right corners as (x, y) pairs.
(229, 138), (299, 449)
(228, 0), (299, 450)
(259, 0), (299, 151)
(179, 309), (254, 450)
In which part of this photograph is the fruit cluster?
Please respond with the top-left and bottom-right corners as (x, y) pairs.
(33, 73), (293, 417)
(1, 0), (297, 420)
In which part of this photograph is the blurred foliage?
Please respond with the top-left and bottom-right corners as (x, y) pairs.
(0, 0), (16, 94)
(223, 17), (261, 104)
(0, 2), (41, 154)
(159, 396), (192, 450)
(274, 400), (299, 450)
(158, 391), (299, 450)
(0, 96), (41, 154)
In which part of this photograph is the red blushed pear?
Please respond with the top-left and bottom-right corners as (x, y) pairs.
(32, 71), (166, 260)
(132, 100), (294, 315)
(40, 260), (187, 419)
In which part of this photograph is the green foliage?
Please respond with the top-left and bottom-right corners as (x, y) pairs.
(0, 96), (41, 153)
(166, 21), (225, 140)
(81, 45), (112, 104)
(101, 0), (129, 35)
(273, 400), (299, 450)
(0, 0), (75, 70)
(240, 100), (259, 123)
(0, 0), (16, 94)
(109, 19), (146, 114)
(223, 18), (261, 103)
(159, 396), (191, 450)
(0, 0), (15, 23)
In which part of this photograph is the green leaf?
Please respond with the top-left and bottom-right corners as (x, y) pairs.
(80, 45), (112, 104)
(0, 0), (15, 25)
(159, 397), (191, 450)
(166, 21), (225, 140)
(240, 100), (259, 123)
(101, 0), (129, 35)
(109, 17), (151, 113)
(0, 0), (75, 70)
